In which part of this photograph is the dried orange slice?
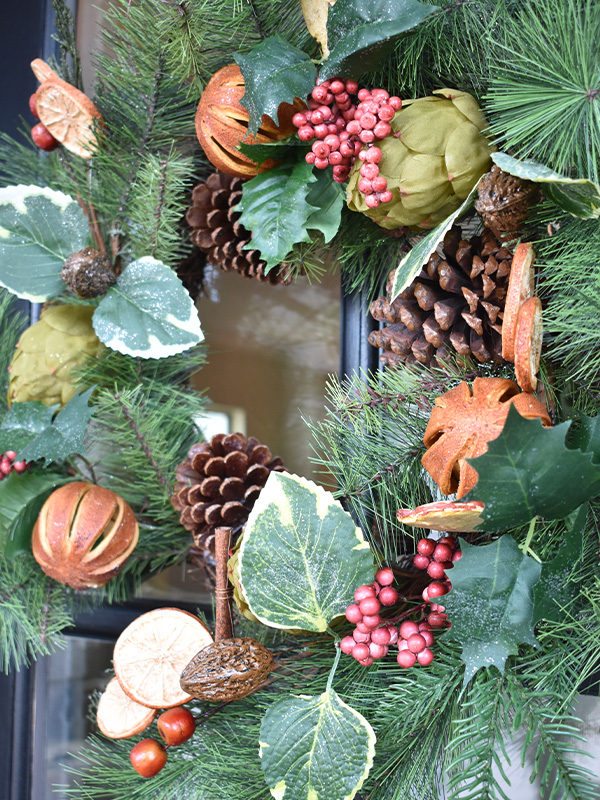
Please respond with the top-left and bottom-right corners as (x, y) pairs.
(96, 676), (156, 739)
(113, 608), (213, 709)
(502, 242), (535, 363)
(31, 58), (103, 159)
(514, 296), (543, 393)
(397, 500), (485, 532)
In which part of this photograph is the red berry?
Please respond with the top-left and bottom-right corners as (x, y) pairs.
(378, 586), (398, 606)
(371, 627), (391, 645)
(130, 739), (168, 778)
(14, 461), (27, 473)
(324, 134), (340, 150)
(5, 451), (16, 460)
(319, 105), (333, 120)
(312, 85), (329, 103)
(346, 80), (359, 94)
(311, 110), (325, 125)
(417, 538), (436, 556)
(357, 88), (371, 101)
(312, 141), (330, 158)
(413, 554), (430, 570)
(352, 643), (370, 661)
(438, 536), (456, 548)
(330, 79), (346, 94)
(340, 636), (356, 654)
(329, 151), (343, 165)
(420, 629), (434, 647)
(371, 176), (387, 192)
(417, 647), (434, 666)
(339, 142), (355, 158)
(373, 121), (392, 139)
(399, 620), (419, 639)
(422, 587), (431, 603)
(427, 561), (446, 580)
(386, 625), (399, 644)
(407, 633), (426, 654)
(346, 120), (361, 136)
(452, 550), (463, 562)
(157, 707), (195, 747)
(354, 585), (376, 603)
(292, 112), (307, 128)
(369, 642), (387, 659)
(428, 581), (447, 598)
(359, 129), (375, 144)
(29, 93), (40, 119)
(361, 614), (381, 629)
(314, 157), (329, 169)
(433, 543), (453, 563)
(379, 190), (393, 203)
(427, 613), (448, 628)
(364, 193), (380, 207)
(389, 96), (402, 110)
(353, 629), (371, 644)
(364, 146), (382, 164)
(314, 124), (329, 139)
(355, 621), (371, 633)
(360, 162), (379, 179)
(345, 603), (363, 623)
(359, 596), (380, 616)
(375, 567), (394, 586)
(371, 88), (389, 100)
(359, 112), (377, 130)
(305, 152), (316, 164)
(358, 178), (374, 194)
(358, 656), (375, 667)
(1, 461), (12, 476)
(397, 649), (417, 668)
(378, 103), (395, 121)
(31, 123), (60, 152)
(298, 125), (314, 142)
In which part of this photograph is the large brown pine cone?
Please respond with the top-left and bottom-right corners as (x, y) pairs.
(370, 226), (513, 366)
(171, 432), (286, 566)
(186, 171), (293, 285)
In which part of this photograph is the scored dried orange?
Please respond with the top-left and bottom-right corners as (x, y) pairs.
(96, 676), (156, 739)
(113, 607), (213, 709)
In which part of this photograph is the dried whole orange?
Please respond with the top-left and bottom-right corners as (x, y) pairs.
(96, 677), (156, 739)
(422, 377), (551, 499)
(195, 64), (302, 178)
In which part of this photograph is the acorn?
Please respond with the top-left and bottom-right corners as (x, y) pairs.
(62, 247), (116, 298)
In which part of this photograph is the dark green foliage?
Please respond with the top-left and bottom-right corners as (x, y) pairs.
(51, 0), (83, 89)
(0, 290), (26, 410)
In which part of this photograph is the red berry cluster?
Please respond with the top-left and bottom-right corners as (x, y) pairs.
(341, 567), (399, 667)
(414, 537), (462, 629)
(0, 451), (28, 481)
(130, 707), (196, 778)
(397, 619), (434, 668)
(292, 78), (401, 206)
(28, 93), (59, 152)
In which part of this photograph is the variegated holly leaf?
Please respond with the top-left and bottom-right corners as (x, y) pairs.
(238, 472), (374, 632)
(235, 36), (317, 136)
(0, 184), (90, 301)
(93, 257), (203, 358)
(259, 688), (376, 800)
(0, 401), (56, 455)
(390, 184), (478, 300)
(320, 0), (438, 80)
(492, 152), (600, 219)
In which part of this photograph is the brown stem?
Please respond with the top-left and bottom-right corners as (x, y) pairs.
(114, 393), (169, 487)
(57, 151), (105, 254)
(214, 526), (233, 641)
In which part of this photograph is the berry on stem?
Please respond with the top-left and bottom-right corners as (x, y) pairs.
(130, 739), (168, 778)
(31, 123), (60, 152)
(157, 707), (196, 747)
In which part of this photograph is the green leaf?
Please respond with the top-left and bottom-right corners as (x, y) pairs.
(0, 470), (71, 557)
(238, 471), (374, 632)
(532, 503), (586, 625)
(0, 184), (90, 301)
(237, 160), (318, 272)
(238, 136), (307, 167)
(235, 36), (317, 137)
(0, 402), (56, 455)
(259, 688), (376, 800)
(390, 185), (478, 300)
(491, 152), (600, 219)
(305, 169), (345, 243)
(320, 0), (438, 80)
(17, 388), (95, 466)
(93, 257), (204, 359)
(443, 537), (541, 684)
(465, 406), (600, 531)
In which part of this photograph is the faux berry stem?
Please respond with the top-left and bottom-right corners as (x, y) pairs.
(389, 603), (427, 624)
(214, 526), (234, 641)
(519, 516), (541, 562)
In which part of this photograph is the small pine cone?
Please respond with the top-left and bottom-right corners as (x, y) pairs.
(62, 247), (116, 298)
(171, 432), (286, 555)
(186, 171), (294, 285)
(475, 165), (539, 236)
(370, 226), (514, 367)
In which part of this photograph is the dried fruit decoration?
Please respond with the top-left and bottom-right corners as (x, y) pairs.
(422, 378), (551, 499)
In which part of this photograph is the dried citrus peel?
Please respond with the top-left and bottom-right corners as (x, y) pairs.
(514, 296), (543, 393)
(502, 242), (535, 362)
(397, 500), (485, 532)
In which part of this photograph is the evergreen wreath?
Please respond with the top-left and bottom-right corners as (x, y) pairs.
(0, 0), (599, 798)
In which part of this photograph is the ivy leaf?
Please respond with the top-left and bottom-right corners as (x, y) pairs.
(465, 406), (600, 531)
(93, 257), (204, 359)
(492, 152), (600, 219)
(390, 185), (478, 300)
(259, 688), (376, 800)
(0, 184), (90, 301)
(238, 472), (374, 632)
(305, 169), (345, 242)
(443, 537), (541, 684)
(532, 503), (586, 625)
(16, 389), (95, 466)
(0, 402), (56, 455)
(320, 0), (438, 80)
(0, 470), (72, 558)
(235, 36), (317, 137)
(237, 160), (317, 273)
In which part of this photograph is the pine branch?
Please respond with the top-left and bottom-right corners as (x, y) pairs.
(51, 0), (83, 89)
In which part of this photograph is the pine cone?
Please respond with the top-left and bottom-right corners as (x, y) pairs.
(475, 165), (539, 236)
(370, 226), (514, 366)
(171, 432), (286, 565)
(186, 171), (293, 285)
(62, 247), (116, 298)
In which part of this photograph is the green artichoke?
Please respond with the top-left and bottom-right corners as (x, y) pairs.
(8, 304), (105, 407)
(347, 89), (495, 230)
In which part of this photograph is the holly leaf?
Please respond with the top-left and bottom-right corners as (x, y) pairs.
(0, 184), (90, 301)
(235, 36), (317, 137)
(238, 136), (307, 167)
(464, 405), (600, 531)
(237, 160), (317, 272)
(0, 402), (56, 455)
(259, 688), (376, 800)
(93, 257), (204, 358)
(390, 185), (479, 300)
(492, 152), (600, 219)
(0, 470), (72, 557)
(443, 537), (541, 684)
(305, 169), (345, 242)
(17, 388), (95, 466)
(238, 471), (374, 632)
(320, 0), (438, 80)
(532, 503), (587, 625)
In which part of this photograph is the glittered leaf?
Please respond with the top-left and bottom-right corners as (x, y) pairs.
(532, 503), (586, 625)
(259, 688), (376, 800)
(238, 472), (374, 632)
(320, 0), (438, 80)
(301, 0), (338, 57)
(305, 169), (345, 242)
(238, 136), (306, 166)
(237, 160), (317, 272)
(0, 402), (56, 455)
(492, 152), (600, 219)
(235, 36), (317, 137)
(444, 537), (541, 684)
(464, 406), (600, 531)
(93, 257), (203, 359)
(390, 185), (478, 300)
(17, 388), (95, 466)
(0, 184), (90, 301)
